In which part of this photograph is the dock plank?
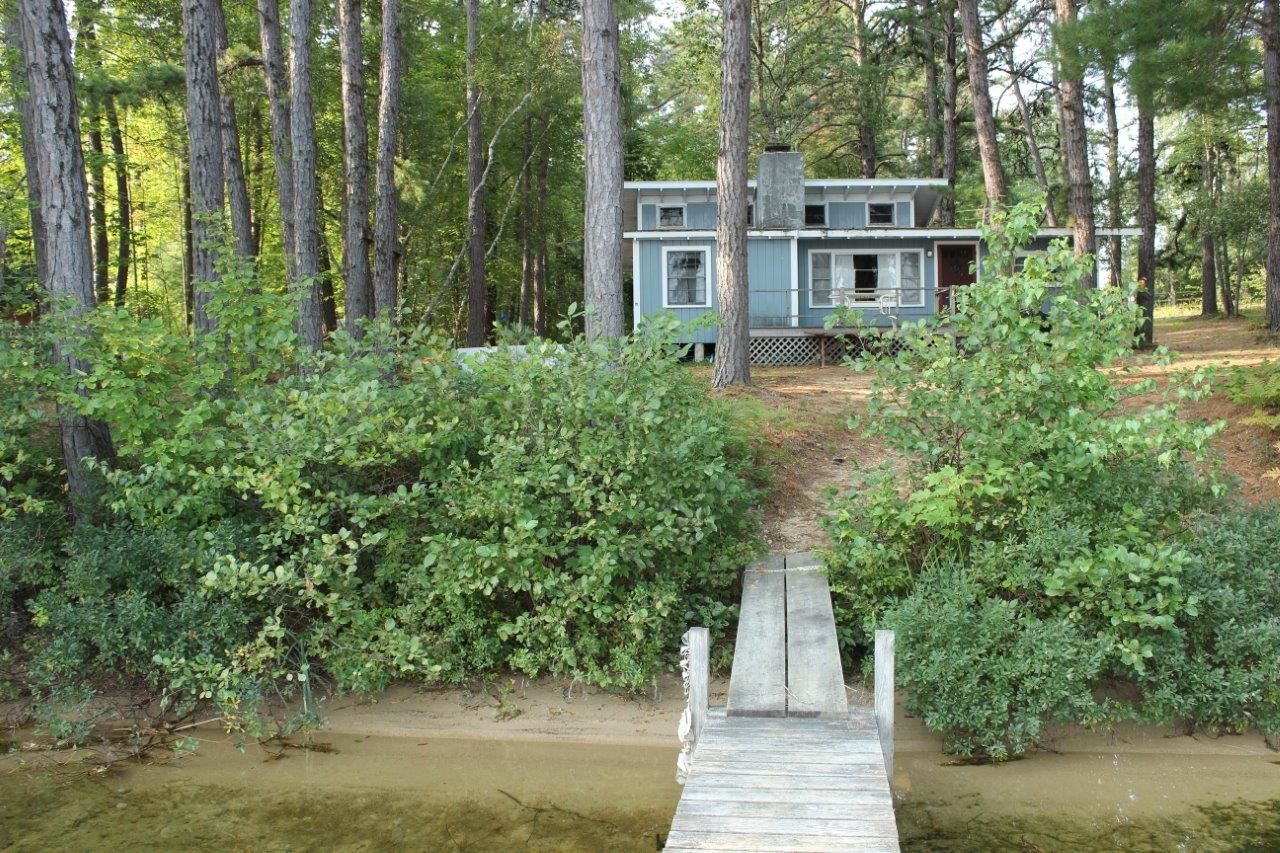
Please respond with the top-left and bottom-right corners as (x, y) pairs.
(726, 568), (787, 717)
(783, 569), (849, 719)
(670, 552), (898, 852)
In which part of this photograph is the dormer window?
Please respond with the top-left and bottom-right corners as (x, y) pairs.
(658, 205), (686, 228)
(868, 203), (894, 226)
(804, 204), (826, 227)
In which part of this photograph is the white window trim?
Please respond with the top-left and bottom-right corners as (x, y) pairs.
(661, 245), (712, 308)
(898, 249), (926, 307)
(867, 202), (896, 228)
(804, 202), (829, 228)
(657, 203), (687, 229)
(808, 249), (927, 309)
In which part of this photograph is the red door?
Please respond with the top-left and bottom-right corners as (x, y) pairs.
(936, 244), (977, 313)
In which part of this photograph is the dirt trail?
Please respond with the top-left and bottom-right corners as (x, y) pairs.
(734, 311), (1280, 552)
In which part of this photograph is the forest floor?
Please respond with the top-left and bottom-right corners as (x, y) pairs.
(731, 308), (1280, 554)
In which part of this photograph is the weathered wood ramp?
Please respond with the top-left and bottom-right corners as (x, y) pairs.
(667, 553), (899, 852)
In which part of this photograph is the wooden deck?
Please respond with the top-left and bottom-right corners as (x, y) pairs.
(667, 553), (899, 852)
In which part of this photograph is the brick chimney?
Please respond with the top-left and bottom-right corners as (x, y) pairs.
(754, 144), (804, 229)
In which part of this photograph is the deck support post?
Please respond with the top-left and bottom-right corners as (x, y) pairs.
(693, 342), (706, 362)
(874, 629), (895, 788)
(687, 627), (709, 743)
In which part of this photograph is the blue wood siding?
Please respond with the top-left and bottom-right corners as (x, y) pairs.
(636, 240), (718, 343)
(748, 238), (793, 327)
(636, 237), (795, 343)
(796, 238), (938, 328)
(687, 203), (716, 229)
(641, 204), (656, 229)
(828, 202), (863, 228)
(895, 201), (911, 227)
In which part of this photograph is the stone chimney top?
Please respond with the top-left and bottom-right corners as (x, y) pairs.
(755, 148), (804, 229)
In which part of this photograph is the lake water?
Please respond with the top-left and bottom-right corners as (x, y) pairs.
(2, 725), (1278, 851)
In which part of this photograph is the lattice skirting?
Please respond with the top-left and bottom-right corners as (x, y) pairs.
(747, 334), (904, 366)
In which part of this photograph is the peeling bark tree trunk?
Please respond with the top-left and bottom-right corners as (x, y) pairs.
(956, 0), (1006, 214)
(338, 0), (372, 336)
(935, 5), (958, 225)
(1102, 61), (1121, 287)
(1055, 0), (1095, 286)
(1009, 62), (1057, 226)
(372, 0), (403, 322)
(17, 0), (116, 521)
(581, 0), (625, 340)
(5, 10), (48, 287)
(712, 0), (751, 387)
(182, 0), (226, 335)
(464, 0), (487, 346)
(1136, 101), (1156, 346)
(213, 1), (256, 265)
(1265, 0), (1280, 332)
(289, 0), (327, 351)
(257, 0), (296, 278)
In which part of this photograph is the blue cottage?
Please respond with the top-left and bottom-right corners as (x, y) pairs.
(624, 150), (1135, 364)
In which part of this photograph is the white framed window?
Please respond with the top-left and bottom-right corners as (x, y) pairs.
(809, 249), (925, 308)
(657, 205), (686, 228)
(899, 250), (924, 306)
(662, 246), (711, 307)
(804, 204), (827, 227)
(868, 202), (895, 226)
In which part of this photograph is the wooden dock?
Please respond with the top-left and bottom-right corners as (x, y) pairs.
(667, 552), (899, 852)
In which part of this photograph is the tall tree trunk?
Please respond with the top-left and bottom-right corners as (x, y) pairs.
(581, 0), (625, 340)
(1009, 60), (1057, 226)
(1265, 0), (1280, 332)
(372, 0), (403, 322)
(318, 228), (339, 332)
(1201, 231), (1218, 315)
(1054, 0), (1095, 285)
(17, 0), (116, 522)
(1102, 60), (1121, 287)
(1136, 100), (1156, 345)
(4, 10), (47, 287)
(1201, 142), (1218, 316)
(464, 0), (487, 346)
(182, 0), (226, 335)
(182, 166), (194, 327)
(533, 127), (549, 337)
(77, 9), (111, 305)
(919, 0), (941, 176)
(518, 126), (533, 332)
(338, 0), (372, 336)
(851, 0), (877, 179)
(936, 3), (958, 225)
(956, 0), (1006, 214)
(213, 0), (256, 265)
(289, 0), (327, 351)
(712, 0), (751, 387)
(103, 97), (131, 307)
(1218, 237), (1235, 316)
(257, 0), (296, 278)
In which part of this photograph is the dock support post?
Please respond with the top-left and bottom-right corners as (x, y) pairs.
(874, 629), (895, 788)
(693, 342), (706, 362)
(687, 627), (709, 743)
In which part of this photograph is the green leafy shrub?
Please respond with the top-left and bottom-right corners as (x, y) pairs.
(2, 290), (760, 726)
(822, 203), (1279, 759)
(884, 567), (1105, 760)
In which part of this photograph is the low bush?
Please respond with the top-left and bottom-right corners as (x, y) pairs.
(823, 204), (1279, 759)
(1, 291), (760, 730)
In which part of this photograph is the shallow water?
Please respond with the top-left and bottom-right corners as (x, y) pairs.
(3, 726), (1279, 851)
